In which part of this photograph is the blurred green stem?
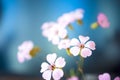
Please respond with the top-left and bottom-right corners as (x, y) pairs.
(78, 55), (85, 80)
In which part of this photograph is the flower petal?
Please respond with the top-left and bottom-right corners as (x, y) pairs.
(85, 41), (96, 50)
(52, 36), (60, 45)
(114, 76), (120, 80)
(55, 57), (66, 68)
(40, 62), (49, 73)
(47, 53), (57, 65)
(70, 38), (80, 46)
(42, 70), (52, 80)
(52, 69), (64, 80)
(17, 52), (25, 63)
(58, 39), (70, 50)
(70, 46), (80, 56)
(58, 28), (67, 39)
(81, 48), (92, 58)
(79, 35), (89, 44)
(98, 73), (111, 80)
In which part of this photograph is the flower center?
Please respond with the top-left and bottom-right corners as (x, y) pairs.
(80, 44), (84, 49)
(49, 65), (55, 70)
(55, 30), (59, 35)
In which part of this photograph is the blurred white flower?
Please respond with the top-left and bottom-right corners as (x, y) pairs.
(57, 9), (84, 27)
(57, 13), (75, 28)
(40, 53), (66, 80)
(58, 39), (70, 50)
(70, 35), (96, 58)
(17, 41), (34, 63)
(41, 22), (68, 45)
(41, 22), (56, 38)
(73, 9), (84, 20)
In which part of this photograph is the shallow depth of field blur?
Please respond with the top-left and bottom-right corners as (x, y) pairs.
(0, 0), (120, 79)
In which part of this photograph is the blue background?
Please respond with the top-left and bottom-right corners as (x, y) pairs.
(0, 0), (120, 77)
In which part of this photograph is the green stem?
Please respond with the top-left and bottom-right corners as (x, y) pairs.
(78, 55), (85, 80)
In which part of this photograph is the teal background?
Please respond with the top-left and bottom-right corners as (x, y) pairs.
(0, 0), (120, 77)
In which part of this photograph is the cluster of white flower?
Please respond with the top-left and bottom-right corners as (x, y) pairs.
(41, 9), (84, 46)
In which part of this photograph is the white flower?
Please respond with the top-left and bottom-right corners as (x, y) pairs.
(57, 9), (84, 27)
(17, 41), (34, 63)
(48, 23), (67, 45)
(70, 35), (96, 58)
(40, 53), (66, 80)
(41, 22), (68, 45)
(58, 39), (70, 50)
(73, 9), (84, 20)
(57, 13), (75, 28)
(41, 22), (56, 38)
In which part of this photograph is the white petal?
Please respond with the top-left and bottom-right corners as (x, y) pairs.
(52, 36), (60, 45)
(18, 41), (34, 51)
(55, 57), (66, 68)
(58, 28), (67, 39)
(52, 69), (64, 80)
(24, 53), (32, 60)
(70, 38), (80, 46)
(79, 35), (89, 44)
(42, 70), (52, 80)
(47, 53), (57, 65)
(58, 39), (70, 50)
(70, 46), (80, 56)
(40, 62), (49, 73)
(17, 53), (25, 63)
(85, 41), (96, 50)
(81, 48), (92, 58)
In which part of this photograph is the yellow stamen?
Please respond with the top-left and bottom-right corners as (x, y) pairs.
(77, 19), (83, 25)
(91, 22), (98, 29)
(29, 47), (40, 57)
(66, 48), (72, 56)
(68, 24), (74, 30)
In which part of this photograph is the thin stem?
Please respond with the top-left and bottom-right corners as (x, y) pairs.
(78, 55), (85, 80)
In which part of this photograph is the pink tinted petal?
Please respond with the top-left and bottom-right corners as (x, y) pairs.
(114, 76), (120, 80)
(74, 9), (84, 20)
(41, 22), (49, 30)
(17, 53), (24, 63)
(24, 53), (32, 60)
(58, 39), (70, 50)
(59, 28), (67, 39)
(42, 30), (49, 37)
(52, 36), (60, 45)
(81, 48), (92, 58)
(98, 13), (107, 22)
(55, 57), (66, 68)
(98, 73), (111, 80)
(79, 35), (89, 44)
(85, 41), (96, 50)
(52, 69), (64, 80)
(100, 20), (110, 28)
(70, 38), (80, 46)
(18, 41), (33, 51)
(97, 13), (110, 28)
(42, 70), (52, 80)
(40, 62), (49, 73)
(47, 53), (57, 65)
(70, 46), (80, 56)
